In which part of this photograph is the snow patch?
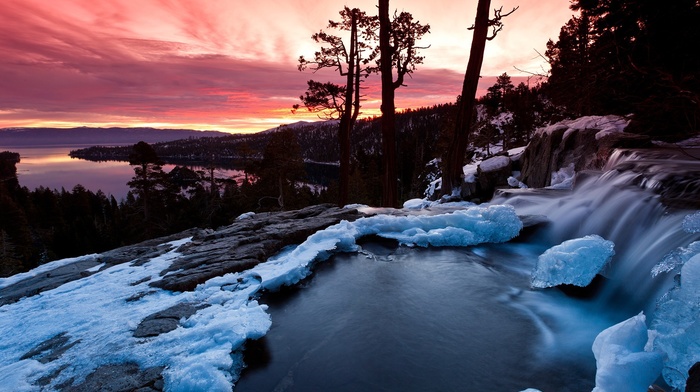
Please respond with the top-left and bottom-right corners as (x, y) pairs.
(547, 163), (576, 190)
(479, 155), (510, 172)
(651, 253), (700, 390)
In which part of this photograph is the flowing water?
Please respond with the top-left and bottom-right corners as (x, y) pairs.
(236, 149), (700, 391)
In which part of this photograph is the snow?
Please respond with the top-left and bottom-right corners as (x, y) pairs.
(536, 115), (630, 139)
(592, 312), (663, 392)
(235, 211), (255, 220)
(531, 234), (615, 288)
(651, 253), (700, 390)
(479, 155), (510, 172)
(0, 205), (523, 391)
(547, 163), (576, 190)
(508, 176), (528, 189)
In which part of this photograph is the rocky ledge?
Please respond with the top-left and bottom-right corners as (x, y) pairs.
(1, 204), (364, 391)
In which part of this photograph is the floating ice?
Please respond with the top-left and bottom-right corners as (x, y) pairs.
(651, 253), (700, 390)
(592, 312), (663, 392)
(531, 234), (615, 288)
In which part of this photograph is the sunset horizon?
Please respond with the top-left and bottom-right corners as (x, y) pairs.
(0, 0), (573, 134)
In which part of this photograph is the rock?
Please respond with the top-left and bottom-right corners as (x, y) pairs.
(133, 303), (203, 338)
(476, 155), (512, 199)
(0, 259), (102, 306)
(21, 332), (79, 364)
(66, 362), (164, 392)
(687, 362), (700, 392)
(520, 116), (651, 188)
(150, 204), (363, 292)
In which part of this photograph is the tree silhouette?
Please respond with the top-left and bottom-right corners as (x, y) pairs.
(378, 0), (430, 207)
(127, 141), (168, 225)
(295, 7), (378, 206)
(546, 0), (700, 139)
(442, 1), (517, 197)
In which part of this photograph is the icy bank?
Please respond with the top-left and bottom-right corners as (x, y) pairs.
(651, 253), (700, 390)
(531, 234), (615, 288)
(592, 312), (662, 392)
(0, 205), (523, 391)
(254, 204), (523, 291)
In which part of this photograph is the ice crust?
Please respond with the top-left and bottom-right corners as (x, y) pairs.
(592, 312), (663, 392)
(652, 240), (700, 277)
(0, 205), (522, 391)
(682, 211), (700, 233)
(531, 234), (615, 288)
(651, 253), (700, 390)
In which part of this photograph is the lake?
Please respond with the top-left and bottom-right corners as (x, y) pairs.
(8, 145), (244, 200)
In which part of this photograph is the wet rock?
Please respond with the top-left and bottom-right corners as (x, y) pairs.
(21, 332), (79, 364)
(151, 204), (363, 292)
(476, 155), (512, 199)
(65, 362), (164, 392)
(520, 120), (651, 188)
(0, 260), (102, 306)
(133, 303), (203, 338)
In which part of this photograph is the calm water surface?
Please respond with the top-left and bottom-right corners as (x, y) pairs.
(236, 242), (610, 392)
(9, 146), (242, 200)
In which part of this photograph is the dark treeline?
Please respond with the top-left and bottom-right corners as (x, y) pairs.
(0, 134), (322, 277)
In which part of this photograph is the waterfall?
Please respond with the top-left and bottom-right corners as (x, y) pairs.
(493, 148), (700, 313)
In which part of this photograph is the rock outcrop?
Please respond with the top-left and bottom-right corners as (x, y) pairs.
(519, 115), (652, 188)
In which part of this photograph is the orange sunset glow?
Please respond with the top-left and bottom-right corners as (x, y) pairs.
(0, 0), (573, 134)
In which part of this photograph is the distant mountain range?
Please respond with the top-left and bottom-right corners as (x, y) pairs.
(0, 127), (229, 147)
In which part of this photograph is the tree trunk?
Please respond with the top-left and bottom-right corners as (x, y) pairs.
(337, 9), (358, 207)
(379, 0), (398, 207)
(442, 0), (492, 197)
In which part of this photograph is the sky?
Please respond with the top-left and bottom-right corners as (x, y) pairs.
(0, 0), (575, 134)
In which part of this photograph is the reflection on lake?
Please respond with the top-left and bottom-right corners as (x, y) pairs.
(11, 146), (244, 201)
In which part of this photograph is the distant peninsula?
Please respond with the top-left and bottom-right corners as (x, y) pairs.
(0, 127), (229, 147)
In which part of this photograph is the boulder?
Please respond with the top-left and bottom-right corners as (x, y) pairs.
(520, 116), (651, 188)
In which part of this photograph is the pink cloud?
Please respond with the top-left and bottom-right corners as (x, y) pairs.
(0, 0), (571, 132)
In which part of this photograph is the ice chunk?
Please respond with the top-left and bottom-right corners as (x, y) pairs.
(651, 253), (700, 390)
(682, 211), (700, 233)
(592, 312), (663, 392)
(531, 234), (615, 288)
(652, 241), (700, 277)
(236, 212), (255, 220)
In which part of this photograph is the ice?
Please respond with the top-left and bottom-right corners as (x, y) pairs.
(531, 234), (615, 288)
(652, 241), (700, 277)
(651, 253), (700, 390)
(252, 205), (522, 291)
(592, 312), (663, 392)
(682, 211), (700, 233)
